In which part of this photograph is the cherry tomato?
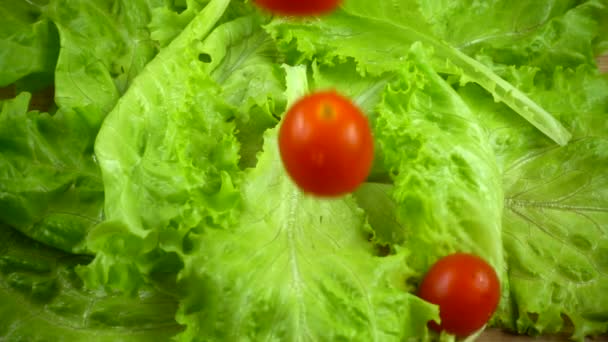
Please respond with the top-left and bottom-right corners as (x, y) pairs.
(254, 0), (341, 16)
(418, 253), (501, 337)
(278, 91), (374, 197)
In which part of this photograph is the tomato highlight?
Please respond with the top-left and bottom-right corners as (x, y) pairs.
(278, 91), (374, 197)
(418, 253), (501, 337)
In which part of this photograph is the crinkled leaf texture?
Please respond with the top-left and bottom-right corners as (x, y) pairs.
(46, 0), (160, 121)
(148, 0), (210, 48)
(0, 93), (103, 253)
(0, 0), (159, 253)
(175, 126), (438, 342)
(370, 45), (508, 321)
(458, 46), (608, 338)
(459, 70), (608, 339)
(2, 0), (607, 341)
(0, 225), (182, 341)
(266, 3), (608, 338)
(81, 0), (285, 295)
(80, 0), (241, 294)
(501, 138), (608, 340)
(265, 0), (572, 145)
(0, 1), (59, 88)
(378, 43), (504, 263)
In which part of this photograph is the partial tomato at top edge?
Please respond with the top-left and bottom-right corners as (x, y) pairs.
(253, 0), (341, 16)
(278, 90), (374, 197)
(418, 253), (501, 337)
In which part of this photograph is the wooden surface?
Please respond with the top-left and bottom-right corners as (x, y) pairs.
(599, 55), (608, 73)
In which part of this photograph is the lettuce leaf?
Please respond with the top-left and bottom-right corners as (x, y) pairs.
(148, 0), (210, 48)
(79, 0), (238, 294)
(0, 224), (182, 341)
(81, 0), (287, 294)
(202, 8), (287, 168)
(148, 0), (261, 48)
(86, 9), (440, 338)
(1, 0), (607, 340)
(457, 48), (608, 338)
(46, 0), (160, 122)
(458, 74), (608, 340)
(176, 124), (439, 341)
(265, 1), (571, 145)
(0, 93), (103, 253)
(484, 64), (608, 141)
(446, 0), (608, 71)
(0, 0), (160, 253)
(501, 137), (608, 339)
(373, 44), (507, 306)
(415, 0), (606, 66)
(0, 0), (59, 89)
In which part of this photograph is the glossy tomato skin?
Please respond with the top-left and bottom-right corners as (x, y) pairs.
(254, 0), (341, 16)
(418, 253), (501, 337)
(278, 91), (374, 197)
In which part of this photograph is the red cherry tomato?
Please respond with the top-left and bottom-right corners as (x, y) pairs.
(418, 253), (501, 337)
(254, 0), (341, 16)
(278, 91), (374, 197)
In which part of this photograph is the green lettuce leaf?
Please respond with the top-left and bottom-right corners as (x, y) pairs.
(80, 0), (238, 294)
(374, 44), (506, 288)
(0, 1), (59, 89)
(455, 0), (607, 71)
(415, 0), (606, 67)
(458, 62), (608, 339)
(265, 1), (571, 145)
(0, 225), (182, 341)
(2, 0), (606, 340)
(81, 0), (287, 294)
(0, 93), (103, 253)
(175, 124), (439, 341)
(499, 137), (608, 339)
(148, 0), (209, 48)
(481, 64), (608, 141)
(0, 0), (160, 253)
(148, 0), (260, 49)
(46, 0), (160, 123)
(459, 64), (608, 175)
(201, 10), (287, 167)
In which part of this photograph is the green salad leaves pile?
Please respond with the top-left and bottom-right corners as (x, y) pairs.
(1, 0), (607, 340)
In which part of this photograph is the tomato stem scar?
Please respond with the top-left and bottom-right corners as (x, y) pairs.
(320, 102), (335, 119)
